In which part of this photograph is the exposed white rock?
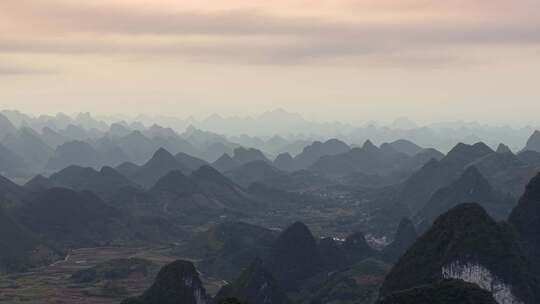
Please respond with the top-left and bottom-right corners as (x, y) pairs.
(442, 261), (523, 304)
(182, 275), (206, 304)
(183, 275), (193, 288)
(193, 287), (206, 304)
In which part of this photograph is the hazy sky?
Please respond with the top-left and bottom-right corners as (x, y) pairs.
(1, 0), (540, 124)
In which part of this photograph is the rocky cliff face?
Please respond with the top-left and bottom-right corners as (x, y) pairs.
(380, 203), (540, 304)
(442, 261), (523, 304)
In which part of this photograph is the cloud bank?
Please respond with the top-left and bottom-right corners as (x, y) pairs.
(1, 0), (539, 66)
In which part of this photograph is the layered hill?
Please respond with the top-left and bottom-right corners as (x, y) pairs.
(212, 147), (270, 172)
(382, 139), (423, 156)
(231, 147), (270, 165)
(46, 140), (104, 171)
(94, 137), (131, 167)
(150, 166), (255, 216)
(1, 128), (53, 171)
(0, 113), (17, 140)
(212, 154), (240, 172)
(293, 139), (351, 170)
(224, 160), (285, 187)
(126, 148), (192, 188)
(309, 140), (410, 176)
(415, 166), (515, 224)
(49, 165), (141, 201)
(23, 174), (60, 193)
(395, 142), (495, 213)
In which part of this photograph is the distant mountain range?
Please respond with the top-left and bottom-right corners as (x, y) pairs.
(1, 109), (540, 181)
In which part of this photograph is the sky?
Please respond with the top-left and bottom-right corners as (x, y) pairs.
(1, 0), (540, 125)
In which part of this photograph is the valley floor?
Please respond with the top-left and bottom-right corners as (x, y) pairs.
(0, 245), (225, 303)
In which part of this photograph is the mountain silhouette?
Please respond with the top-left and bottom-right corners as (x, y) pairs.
(309, 140), (412, 176)
(147, 166), (254, 218)
(121, 260), (208, 304)
(273, 152), (295, 171)
(23, 174), (59, 193)
(1, 128), (53, 170)
(130, 148), (191, 188)
(115, 131), (158, 164)
(416, 166), (514, 224)
(49, 165), (141, 201)
(267, 222), (324, 291)
(174, 152), (208, 172)
(381, 139), (423, 156)
(524, 130), (540, 153)
(212, 153), (240, 172)
(115, 161), (141, 178)
(231, 147), (270, 166)
(225, 160), (284, 187)
(46, 140), (104, 171)
(396, 142), (496, 213)
(41, 127), (68, 149)
(294, 139), (351, 169)
(108, 123), (132, 137)
(95, 137), (131, 167)
(496, 143), (512, 154)
(0, 113), (17, 141)
(60, 124), (91, 141)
